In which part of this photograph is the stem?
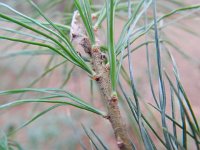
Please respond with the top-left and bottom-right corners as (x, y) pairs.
(70, 11), (132, 150)
(90, 46), (132, 150)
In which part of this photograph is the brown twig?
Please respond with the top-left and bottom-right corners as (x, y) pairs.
(90, 45), (132, 150)
(70, 11), (132, 150)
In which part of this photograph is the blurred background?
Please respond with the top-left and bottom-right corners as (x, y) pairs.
(0, 0), (200, 149)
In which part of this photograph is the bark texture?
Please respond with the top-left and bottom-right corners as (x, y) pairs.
(70, 11), (132, 150)
(90, 45), (132, 150)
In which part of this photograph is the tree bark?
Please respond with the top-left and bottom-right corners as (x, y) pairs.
(70, 11), (132, 150)
(90, 45), (132, 150)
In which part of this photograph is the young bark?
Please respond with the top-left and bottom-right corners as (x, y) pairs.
(70, 12), (132, 150)
(90, 45), (132, 150)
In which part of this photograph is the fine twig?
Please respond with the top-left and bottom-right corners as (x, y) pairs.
(70, 11), (132, 150)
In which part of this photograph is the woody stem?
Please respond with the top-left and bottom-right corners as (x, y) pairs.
(89, 45), (132, 150)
